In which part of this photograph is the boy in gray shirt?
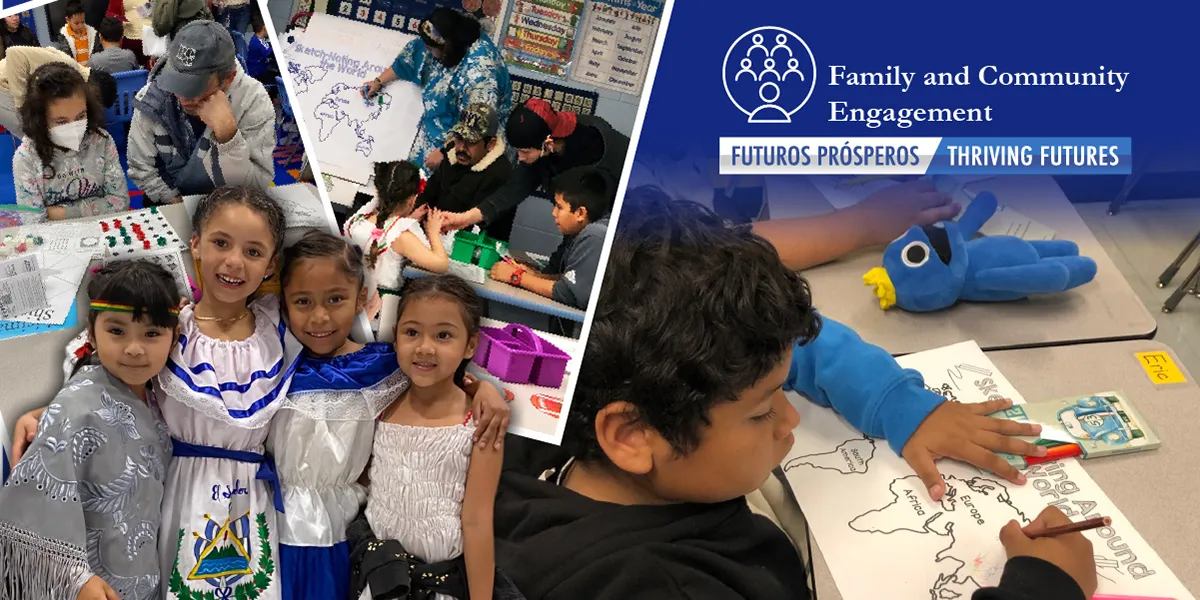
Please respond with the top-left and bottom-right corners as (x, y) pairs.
(489, 166), (611, 311)
(89, 17), (138, 74)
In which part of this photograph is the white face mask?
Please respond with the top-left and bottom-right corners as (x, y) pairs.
(49, 119), (88, 152)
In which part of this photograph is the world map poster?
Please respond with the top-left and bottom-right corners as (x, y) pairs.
(781, 341), (1192, 600)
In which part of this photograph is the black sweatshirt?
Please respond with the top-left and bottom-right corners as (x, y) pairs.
(475, 115), (630, 225)
(494, 436), (1087, 600)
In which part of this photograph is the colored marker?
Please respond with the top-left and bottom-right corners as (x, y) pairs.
(1023, 443), (1083, 466)
(1028, 515), (1111, 539)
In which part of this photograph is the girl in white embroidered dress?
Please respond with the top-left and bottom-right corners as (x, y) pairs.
(343, 160), (454, 342)
(155, 186), (302, 600)
(362, 275), (503, 600)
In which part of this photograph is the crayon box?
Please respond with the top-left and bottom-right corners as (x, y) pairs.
(990, 391), (1160, 467)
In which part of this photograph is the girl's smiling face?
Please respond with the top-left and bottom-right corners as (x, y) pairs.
(283, 256), (365, 356)
(190, 204), (277, 306)
(89, 312), (176, 393)
(393, 294), (477, 388)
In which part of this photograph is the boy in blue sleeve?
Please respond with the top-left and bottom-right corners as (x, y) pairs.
(493, 187), (1097, 600)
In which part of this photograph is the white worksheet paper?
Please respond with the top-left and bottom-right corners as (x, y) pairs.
(780, 341), (1192, 600)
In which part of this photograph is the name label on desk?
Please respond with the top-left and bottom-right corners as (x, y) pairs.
(1135, 351), (1186, 385)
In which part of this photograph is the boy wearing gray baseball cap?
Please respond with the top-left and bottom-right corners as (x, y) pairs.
(128, 20), (276, 204)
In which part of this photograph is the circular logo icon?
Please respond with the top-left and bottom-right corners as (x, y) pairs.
(722, 27), (817, 124)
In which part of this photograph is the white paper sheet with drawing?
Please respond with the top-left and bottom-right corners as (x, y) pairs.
(5, 251), (90, 326)
(780, 341), (1192, 600)
(282, 14), (423, 184)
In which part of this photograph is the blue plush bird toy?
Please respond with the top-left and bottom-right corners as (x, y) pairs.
(863, 191), (1098, 312)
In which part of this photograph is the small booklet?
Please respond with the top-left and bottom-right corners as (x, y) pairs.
(990, 391), (1160, 468)
(0, 254), (49, 320)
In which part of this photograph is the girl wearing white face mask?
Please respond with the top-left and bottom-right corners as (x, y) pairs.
(13, 62), (129, 223)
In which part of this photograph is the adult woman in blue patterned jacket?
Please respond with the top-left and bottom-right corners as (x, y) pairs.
(362, 7), (512, 171)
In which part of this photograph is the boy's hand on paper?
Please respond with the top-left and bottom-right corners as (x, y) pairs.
(902, 398), (1044, 500)
(77, 575), (121, 599)
(11, 407), (46, 466)
(999, 506), (1097, 598)
(853, 179), (961, 246)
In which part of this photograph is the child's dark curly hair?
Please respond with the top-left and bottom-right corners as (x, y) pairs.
(564, 186), (822, 462)
(367, 161), (422, 268)
(19, 62), (107, 178)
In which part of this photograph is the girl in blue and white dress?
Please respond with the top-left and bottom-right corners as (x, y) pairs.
(270, 230), (509, 599)
(154, 186), (302, 600)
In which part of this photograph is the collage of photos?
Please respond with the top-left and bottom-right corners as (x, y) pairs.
(0, 0), (664, 598)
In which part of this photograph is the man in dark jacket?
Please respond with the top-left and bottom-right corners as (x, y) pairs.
(493, 188), (1097, 600)
(439, 98), (629, 234)
(418, 102), (515, 241)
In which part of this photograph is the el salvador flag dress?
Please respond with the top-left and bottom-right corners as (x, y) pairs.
(155, 295), (304, 600)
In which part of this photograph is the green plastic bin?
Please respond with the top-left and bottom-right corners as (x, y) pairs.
(450, 230), (508, 270)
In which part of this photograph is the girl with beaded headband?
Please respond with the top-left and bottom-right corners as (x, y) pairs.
(343, 160), (456, 343)
(0, 260), (179, 600)
(268, 230), (509, 599)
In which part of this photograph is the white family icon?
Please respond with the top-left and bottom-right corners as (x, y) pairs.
(723, 27), (816, 123)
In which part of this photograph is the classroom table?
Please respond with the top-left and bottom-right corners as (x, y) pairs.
(801, 340), (1200, 599)
(764, 175), (1157, 354)
(472, 317), (577, 443)
(0, 204), (194, 434)
(403, 266), (587, 323)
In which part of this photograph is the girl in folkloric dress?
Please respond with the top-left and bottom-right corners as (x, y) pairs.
(154, 185), (302, 600)
(269, 231), (509, 600)
(343, 160), (455, 343)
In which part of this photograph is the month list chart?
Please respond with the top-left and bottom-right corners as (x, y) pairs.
(571, 0), (664, 95)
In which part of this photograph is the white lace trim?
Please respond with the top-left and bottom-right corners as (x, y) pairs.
(156, 369), (292, 430)
(279, 368), (409, 421)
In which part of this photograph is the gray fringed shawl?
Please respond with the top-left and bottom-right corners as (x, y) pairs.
(0, 366), (172, 600)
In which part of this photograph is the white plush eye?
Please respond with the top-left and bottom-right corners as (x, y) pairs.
(901, 241), (930, 268)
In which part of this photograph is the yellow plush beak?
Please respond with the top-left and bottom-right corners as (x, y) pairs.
(863, 267), (896, 310)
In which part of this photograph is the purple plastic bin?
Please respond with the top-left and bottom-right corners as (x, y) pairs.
(475, 324), (569, 388)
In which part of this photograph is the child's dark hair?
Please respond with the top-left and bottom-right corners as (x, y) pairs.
(19, 62), (106, 177)
(553, 167), (612, 222)
(368, 161), (422, 266)
(251, 9), (266, 34)
(420, 8), (480, 69)
(64, 0), (84, 17)
(193, 186), (287, 258)
(73, 260), (182, 377)
(281, 230), (366, 289)
(564, 186), (822, 463)
(88, 69), (118, 109)
(396, 274), (483, 388)
(98, 17), (123, 42)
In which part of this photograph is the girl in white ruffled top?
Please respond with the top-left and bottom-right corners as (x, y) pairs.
(353, 274), (504, 600)
(269, 231), (510, 600)
(343, 160), (457, 343)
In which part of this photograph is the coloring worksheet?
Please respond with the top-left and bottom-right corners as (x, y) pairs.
(781, 341), (1193, 600)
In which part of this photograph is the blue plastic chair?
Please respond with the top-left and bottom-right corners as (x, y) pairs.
(230, 30), (249, 71)
(103, 69), (149, 155)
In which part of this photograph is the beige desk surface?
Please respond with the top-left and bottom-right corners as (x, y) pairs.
(0, 205), (195, 433)
(404, 266), (587, 322)
(807, 340), (1200, 599)
(765, 176), (1157, 354)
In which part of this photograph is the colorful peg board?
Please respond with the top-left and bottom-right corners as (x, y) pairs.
(98, 207), (186, 258)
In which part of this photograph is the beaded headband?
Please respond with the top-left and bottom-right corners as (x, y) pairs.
(90, 301), (181, 315)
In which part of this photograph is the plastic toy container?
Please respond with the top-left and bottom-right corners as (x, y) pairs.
(450, 230), (507, 270)
(473, 324), (569, 388)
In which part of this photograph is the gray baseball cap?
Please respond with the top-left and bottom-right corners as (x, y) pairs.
(157, 21), (237, 99)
